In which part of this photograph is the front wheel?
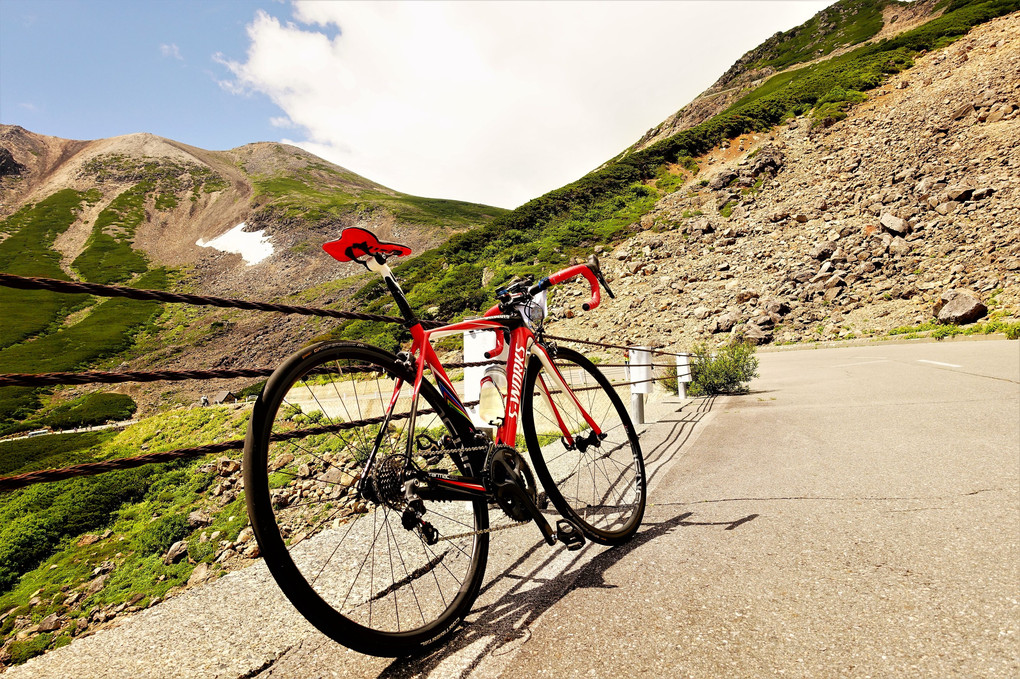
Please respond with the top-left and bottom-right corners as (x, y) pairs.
(522, 346), (646, 545)
(244, 341), (489, 657)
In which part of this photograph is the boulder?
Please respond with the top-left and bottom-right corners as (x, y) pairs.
(187, 510), (211, 529)
(164, 540), (188, 564)
(38, 613), (62, 633)
(708, 169), (738, 190)
(951, 102), (974, 120)
(823, 286), (844, 303)
(790, 269), (815, 284)
(735, 290), (759, 303)
(742, 323), (773, 345)
(714, 311), (740, 333)
(880, 212), (908, 235)
(945, 184), (973, 202)
(936, 290), (987, 325)
(749, 144), (784, 176)
(810, 241), (838, 261)
(320, 467), (354, 486)
(217, 458), (241, 475)
(187, 563), (215, 588)
(889, 237), (911, 257)
(763, 299), (790, 316)
(824, 275), (846, 290)
(87, 574), (110, 595)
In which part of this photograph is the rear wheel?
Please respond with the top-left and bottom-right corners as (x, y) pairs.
(244, 341), (488, 657)
(522, 346), (645, 545)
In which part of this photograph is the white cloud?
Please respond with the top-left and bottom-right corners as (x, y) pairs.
(221, 1), (829, 208)
(160, 43), (183, 60)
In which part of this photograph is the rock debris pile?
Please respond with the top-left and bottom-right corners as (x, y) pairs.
(548, 13), (1019, 348)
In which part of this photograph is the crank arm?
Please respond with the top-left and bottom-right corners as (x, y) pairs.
(508, 483), (556, 546)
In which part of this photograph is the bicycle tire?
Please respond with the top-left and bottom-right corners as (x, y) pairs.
(521, 346), (646, 545)
(244, 341), (489, 657)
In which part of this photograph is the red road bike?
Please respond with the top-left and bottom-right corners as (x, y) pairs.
(244, 228), (645, 656)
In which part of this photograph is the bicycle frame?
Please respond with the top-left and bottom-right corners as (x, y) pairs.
(363, 256), (604, 505)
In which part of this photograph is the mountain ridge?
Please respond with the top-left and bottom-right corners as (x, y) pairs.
(629, 0), (946, 154)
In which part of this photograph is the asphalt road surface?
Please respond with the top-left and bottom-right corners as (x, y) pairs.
(10, 339), (1018, 678)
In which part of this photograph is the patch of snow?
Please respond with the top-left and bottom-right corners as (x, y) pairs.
(197, 222), (274, 265)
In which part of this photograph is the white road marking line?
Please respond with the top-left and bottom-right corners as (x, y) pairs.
(917, 359), (962, 368)
(831, 359), (889, 367)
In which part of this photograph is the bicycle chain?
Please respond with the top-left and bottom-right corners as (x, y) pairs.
(430, 442), (532, 541)
(436, 520), (530, 542)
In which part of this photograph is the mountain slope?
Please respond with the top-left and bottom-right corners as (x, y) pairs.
(323, 0), (1019, 354)
(0, 127), (504, 429)
(548, 10), (1019, 348)
(630, 0), (945, 153)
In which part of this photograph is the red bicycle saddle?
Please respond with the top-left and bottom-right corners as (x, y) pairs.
(322, 227), (412, 263)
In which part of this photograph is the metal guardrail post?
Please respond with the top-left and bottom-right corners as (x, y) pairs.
(676, 353), (692, 398)
(629, 345), (650, 424)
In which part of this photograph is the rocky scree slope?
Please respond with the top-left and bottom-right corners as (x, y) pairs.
(546, 12), (1019, 349)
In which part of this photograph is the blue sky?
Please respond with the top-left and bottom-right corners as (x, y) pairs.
(0, 0), (287, 150)
(1, 1), (830, 208)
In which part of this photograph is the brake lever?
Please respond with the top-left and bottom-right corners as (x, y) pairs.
(586, 254), (615, 299)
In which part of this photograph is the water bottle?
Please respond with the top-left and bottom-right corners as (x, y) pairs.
(478, 365), (507, 425)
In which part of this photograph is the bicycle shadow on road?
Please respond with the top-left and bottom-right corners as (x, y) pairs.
(376, 502), (755, 679)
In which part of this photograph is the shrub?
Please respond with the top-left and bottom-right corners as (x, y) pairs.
(8, 631), (53, 664)
(41, 393), (136, 429)
(134, 513), (189, 556)
(660, 365), (679, 394)
(688, 338), (759, 395)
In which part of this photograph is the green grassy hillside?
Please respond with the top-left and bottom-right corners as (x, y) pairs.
(0, 145), (505, 435)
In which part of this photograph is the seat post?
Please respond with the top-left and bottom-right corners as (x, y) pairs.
(367, 254), (418, 325)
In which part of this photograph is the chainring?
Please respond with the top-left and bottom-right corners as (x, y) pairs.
(486, 444), (539, 522)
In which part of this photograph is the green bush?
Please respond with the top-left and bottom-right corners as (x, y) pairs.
(0, 190), (92, 349)
(660, 365), (679, 394)
(134, 513), (189, 556)
(41, 393), (137, 429)
(688, 338), (760, 395)
(8, 631), (53, 664)
(0, 469), (154, 591)
(0, 432), (112, 476)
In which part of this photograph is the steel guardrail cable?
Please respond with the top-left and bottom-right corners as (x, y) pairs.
(0, 272), (691, 490)
(0, 360), (502, 388)
(0, 373), (681, 491)
(544, 333), (689, 357)
(0, 400), (471, 491)
(0, 273), (441, 327)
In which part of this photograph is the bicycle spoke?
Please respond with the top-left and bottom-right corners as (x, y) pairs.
(248, 345), (486, 647)
(524, 347), (644, 542)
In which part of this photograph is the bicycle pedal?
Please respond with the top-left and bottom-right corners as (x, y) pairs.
(555, 520), (585, 551)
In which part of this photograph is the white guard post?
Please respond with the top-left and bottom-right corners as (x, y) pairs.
(629, 345), (651, 424)
(676, 352), (692, 398)
(463, 329), (509, 431)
